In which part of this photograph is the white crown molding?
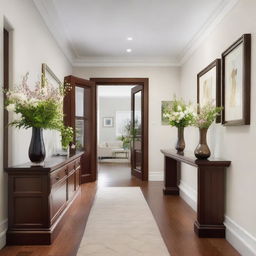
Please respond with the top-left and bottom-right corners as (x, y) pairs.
(178, 0), (240, 65)
(33, 0), (75, 64)
(73, 57), (180, 67)
(0, 219), (8, 249)
(33, 0), (239, 67)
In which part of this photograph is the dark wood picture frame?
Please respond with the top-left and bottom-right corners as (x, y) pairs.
(3, 29), (9, 168)
(221, 34), (251, 126)
(197, 59), (221, 123)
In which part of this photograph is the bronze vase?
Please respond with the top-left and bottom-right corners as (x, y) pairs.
(175, 127), (185, 153)
(194, 128), (210, 159)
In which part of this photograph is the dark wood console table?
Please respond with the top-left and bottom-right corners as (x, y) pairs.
(161, 149), (231, 238)
(5, 152), (83, 245)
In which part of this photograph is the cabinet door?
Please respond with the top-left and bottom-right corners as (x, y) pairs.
(75, 167), (80, 191)
(68, 171), (76, 200)
(50, 178), (67, 223)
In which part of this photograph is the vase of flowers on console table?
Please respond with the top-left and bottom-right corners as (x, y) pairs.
(163, 97), (195, 154)
(5, 73), (73, 165)
(193, 103), (222, 159)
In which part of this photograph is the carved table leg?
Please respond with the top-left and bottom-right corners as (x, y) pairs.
(163, 156), (180, 195)
(194, 166), (226, 238)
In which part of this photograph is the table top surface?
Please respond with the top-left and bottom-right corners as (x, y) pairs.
(161, 149), (231, 167)
(5, 151), (84, 172)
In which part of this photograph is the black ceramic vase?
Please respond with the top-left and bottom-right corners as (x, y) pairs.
(175, 127), (185, 154)
(194, 128), (211, 159)
(29, 127), (46, 165)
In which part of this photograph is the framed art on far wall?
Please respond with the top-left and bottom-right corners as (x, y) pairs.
(197, 59), (221, 123)
(222, 34), (251, 126)
(161, 101), (173, 125)
(103, 117), (114, 127)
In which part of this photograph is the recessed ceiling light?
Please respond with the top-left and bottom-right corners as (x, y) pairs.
(126, 48), (132, 53)
(127, 37), (133, 41)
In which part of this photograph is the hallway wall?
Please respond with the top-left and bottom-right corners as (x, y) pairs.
(0, 0), (72, 248)
(73, 66), (180, 181)
(98, 96), (131, 144)
(179, 0), (256, 254)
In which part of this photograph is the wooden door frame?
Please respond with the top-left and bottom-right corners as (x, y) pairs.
(90, 78), (149, 181)
(64, 76), (97, 183)
(4, 29), (9, 169)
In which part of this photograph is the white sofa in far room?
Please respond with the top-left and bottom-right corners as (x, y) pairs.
(98, 141), (123, 159)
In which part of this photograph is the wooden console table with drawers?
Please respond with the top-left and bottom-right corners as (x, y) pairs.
(161, 149), (231, 238)
(5, 152), (83, 245)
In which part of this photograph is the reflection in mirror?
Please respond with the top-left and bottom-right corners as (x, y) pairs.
(134, 91), (142, 137)
(75, 87), (84, 117)
(76, 119), (84, 150)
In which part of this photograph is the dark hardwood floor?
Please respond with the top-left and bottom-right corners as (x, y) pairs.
(0, 163), (240, 256)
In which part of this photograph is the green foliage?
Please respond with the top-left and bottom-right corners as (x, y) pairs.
(5, 73), (74, 149)
(10, 100), (63, 129)
(60, 126), (74, 149)
(117, 119), (141, 149)
(194, 103), (223, 128)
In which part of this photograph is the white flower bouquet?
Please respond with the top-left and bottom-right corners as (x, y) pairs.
(163, 97), (196, 128)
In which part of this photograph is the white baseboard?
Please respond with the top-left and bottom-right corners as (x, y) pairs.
(179, 180), (197, 211)
(179, 180), (256, 256)
(225, 216), (256, 256)
(149, 172), (163, 181)
(0, 219), (8, 249)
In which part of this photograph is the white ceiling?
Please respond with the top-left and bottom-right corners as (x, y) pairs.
(33, 0), (238, 66)
(98, 86), (134, 97)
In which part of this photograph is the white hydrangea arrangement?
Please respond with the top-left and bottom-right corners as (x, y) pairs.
(163, 97), (196, 128)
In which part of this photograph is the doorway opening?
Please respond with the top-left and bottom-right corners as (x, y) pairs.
(91, 78), (149, 183)
(97, 85), (134, 184)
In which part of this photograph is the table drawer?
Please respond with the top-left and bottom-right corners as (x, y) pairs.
(51, 166), (67, 186)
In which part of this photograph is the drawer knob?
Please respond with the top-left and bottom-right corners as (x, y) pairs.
(56, 176), (60, 181)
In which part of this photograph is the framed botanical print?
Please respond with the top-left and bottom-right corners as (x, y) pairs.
(197, 59), (221, 122)
(161, 101), (173, 125)
(103, 117), (114, 127)
(222, 34), (251, 125)
(41, 63), (62, 89)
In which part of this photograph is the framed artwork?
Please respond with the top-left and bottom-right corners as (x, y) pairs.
(103, 117), (114, 127)
(222, 34), (251, 125)
(197, 59), (221, 123)
(161, 101), (172, 125)
(41, 63), (62, 89)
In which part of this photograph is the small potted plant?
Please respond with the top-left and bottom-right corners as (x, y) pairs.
(163, 97), (195, 153)
(193, 103), (222, 159)
(5, 73), (73, 165)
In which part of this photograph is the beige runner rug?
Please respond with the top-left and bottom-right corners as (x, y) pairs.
(77, 187), (170, 256)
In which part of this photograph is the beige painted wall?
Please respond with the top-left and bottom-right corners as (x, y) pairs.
(73, 67), (180, 180)
(180, 0), (256, 243)
(0, 0), (72, 248)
